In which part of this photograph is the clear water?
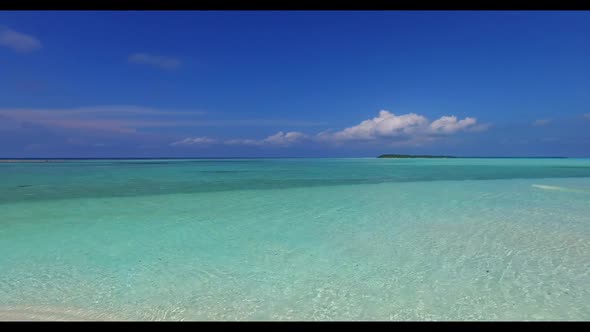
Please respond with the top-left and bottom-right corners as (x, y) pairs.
(0, 158), (589, 321)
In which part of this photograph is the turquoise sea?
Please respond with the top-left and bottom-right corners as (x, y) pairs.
(0, 158), (589, 321)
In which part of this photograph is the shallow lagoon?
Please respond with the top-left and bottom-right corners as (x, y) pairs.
(1, 158), (589, 320)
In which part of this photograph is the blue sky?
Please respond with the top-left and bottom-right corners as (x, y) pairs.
(1, 11), (589, 157)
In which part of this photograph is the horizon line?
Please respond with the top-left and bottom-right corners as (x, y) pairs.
(0, 156), (582, 160)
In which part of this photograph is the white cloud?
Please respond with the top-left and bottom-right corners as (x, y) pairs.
(262, 131), (307, 145)
(183, 110), (485, 148)
(318, 110), (482, 144)
(428, 115), (477, 134)
(170, 137), (217, 146)
(532, 119), (551, 126)
(221, 131), (307, 147)
(0, 26), (41, 53)
(128, 53), (181, 69)
(327, 110), (428, 141)
(6, 105), (485, 150)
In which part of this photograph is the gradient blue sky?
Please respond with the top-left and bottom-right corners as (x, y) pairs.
(1, 11), (589, 157)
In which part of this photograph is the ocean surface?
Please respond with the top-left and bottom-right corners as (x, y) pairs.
(0, 158), (589, 321)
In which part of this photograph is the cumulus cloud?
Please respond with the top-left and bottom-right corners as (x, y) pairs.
(318, 110), (482, 144)
(262, 131), (307, 145)
(532, 119), (551, 126)
(215, 131), (307, 147)
(326, 111), (428, 141)
(128, 53), (181, 69)
(0, 26), (42, 53)
(428, 115), (477, 134)
(175, 131), (308, 146)
(172, 110), (486, 148)
(170, 137), (217, 146)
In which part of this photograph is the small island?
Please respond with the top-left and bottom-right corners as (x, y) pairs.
(377, 154), (457, 159)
